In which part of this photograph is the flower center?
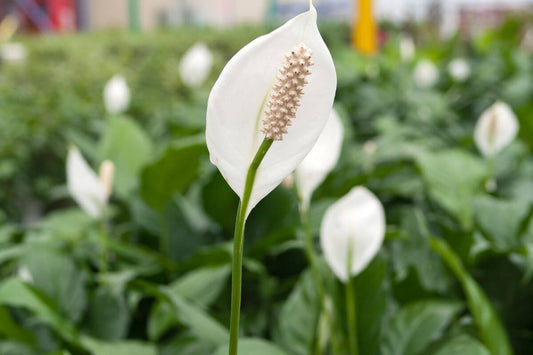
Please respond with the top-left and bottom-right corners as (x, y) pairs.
(262, 43), (313, 141)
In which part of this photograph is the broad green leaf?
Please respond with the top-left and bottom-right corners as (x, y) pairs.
(159, 334), (214, 355)
(354, 254), (388, 355)
(99, 115), (153, 197)
(20, 247), (87, 323)
(381, 300), (463, 355)
(213, 338), (287, 355)
(86, 287), (129, 341)
(417, 150), (486, 229)
(0, 306), (36, 345)
(0, 278), (79, 344)
(433, 335), (490, 355)
(148, 265), (230, 341)
(273, 271), (320, 355)
(81, 336), (156, 355)
(473, 196), (530, 251)
(430, 238), (513, 355)
(140, 136), (206, 211)
(0, 341), (38, 355)
(38, 208), (94, 241)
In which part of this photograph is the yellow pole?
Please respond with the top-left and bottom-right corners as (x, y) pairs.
(353, 0), (376, 55)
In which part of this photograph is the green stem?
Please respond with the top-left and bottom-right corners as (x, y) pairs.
(229, 138), (273, 355)
(159, 213), (169, 256)
(345, 245), (358, 355)
(300, 207), (341, 355)
(99, 206), (109, 274)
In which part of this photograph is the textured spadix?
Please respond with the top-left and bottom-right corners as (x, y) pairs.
(320, 186), (385, 282)
(206, 6), (336, 215)
(66, 146), (112, 218)
(474, 101), (519, 157)
(295, 109), (344, 209)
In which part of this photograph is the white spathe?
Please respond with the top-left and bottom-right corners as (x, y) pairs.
(206, 5), (336, 216)
(320, 186), (385, 282)
(103, 75), (131, 114)
(474, 101), (519, 158)
(448, 58), (470, 82)
(66, 146), (113, 218)
(399, 35), (415, 61)
(180, 43), (214, 88)
(295, 109), (343, 209)
(0, 42), (27, 63)
(413, 59), (438, 88)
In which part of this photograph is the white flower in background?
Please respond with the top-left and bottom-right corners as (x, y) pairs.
(399, 35), (415, 61)
(320, 186), (385, 282)
(103, 75), (130, 115)
(448, 58), (470, 82)
(413, 59), (438, 88)
(0, 42), (27, 63)
(179, 43), (213, 88)
(206, 5), (336, 215)
(17, 266), (33, 283)
(295, 109), (343, 209)
(474, 101), (519, 157)
(522, 27), (533, 53)
(66, 146), (114, 218)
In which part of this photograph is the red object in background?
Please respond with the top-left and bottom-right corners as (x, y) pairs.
(46, 0), (76, 31)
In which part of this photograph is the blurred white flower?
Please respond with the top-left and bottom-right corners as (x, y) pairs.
(413, 59), (438, 88)
(206, 5), (336, 216)
(66, 146), (114, 218)
(17, 266), (33, 283)
(448, 58), (470, 82)
(179, 43), (213, 88)
(474, 101), (519, 158)
(320, 186), (385, 282)
(0, 42), (27, 63)
(103, 75), (130, 115)
(522, 27), (533, 53)
(399, 35), (415, 61)
(363, 140), (377, 156)
(295, 109), (343, 209)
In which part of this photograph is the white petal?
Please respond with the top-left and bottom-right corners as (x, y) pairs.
(320, 187), (385, 282)
(180, 43), (214, 88)
(448, 58), (470, 82)
(399, 36), (415, 61)
(66, 146), (107, 218)
(103, 75), (131, 114)
(206, 6), (336, 216)
(295, 109), (344, 209)
(0, 42), (27, 63)
(474, 101), (519, 157)
(413, 59), (438, 88)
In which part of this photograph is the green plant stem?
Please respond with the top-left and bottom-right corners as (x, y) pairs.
(345, 246), (358, 355)
(158, 213), (169, 256)
(99, 206), (109, 274)
(300, 207), (341, 355)
(229, 138), (273, 355)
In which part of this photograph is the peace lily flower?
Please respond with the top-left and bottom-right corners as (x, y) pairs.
(399, 35), (415, 61)
(66, 146), (114, 218)
(474, 101), (519, 158)
(103, 75), (130, 115)
(205, 3), (336, 354)
(179, 43), (214, 88)
(294, 109), (343, 210)
(413, 59), (438, 88)
(320, 186), (385, 282)
(0, 42), (27, 63)
(448, 58), (470, 82)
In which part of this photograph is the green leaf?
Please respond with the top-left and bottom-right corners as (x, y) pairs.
(20, 247), (87, 323)
(0, 278), (79, 344)
(99, 115), (154, 197)
(140, 136), (206, 211)
(213, 338), (287, 355)
(430, 238), (513, 355)
(81, 336), (156, 355)
(273, 271), (320, 355)
(433, 335), (490, 355)
(159, 335), (214, 355)
(0, 306), (36, 345)
(417, 150), (486, 229)
(148, 265), (230, 341)
(86, 287), (129, 341)
(473, 196), (531, 251)
(381, 300), (463, 355)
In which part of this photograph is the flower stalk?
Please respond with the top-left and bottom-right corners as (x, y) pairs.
(229, 138), (273, 355)
(345, 244), (358, 355)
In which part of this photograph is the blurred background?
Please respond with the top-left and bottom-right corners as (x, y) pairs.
(1, 1), (533, 355)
